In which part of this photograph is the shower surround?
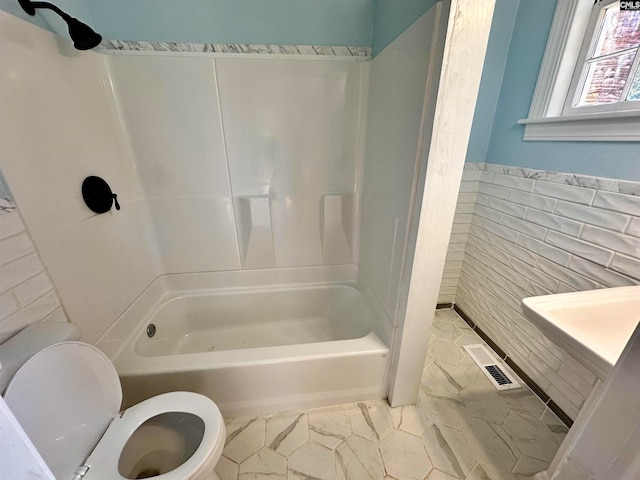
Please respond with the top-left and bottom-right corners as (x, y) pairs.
(0, 0), (463, 413)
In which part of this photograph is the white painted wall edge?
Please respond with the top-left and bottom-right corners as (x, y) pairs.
(389, 0), (497, 406)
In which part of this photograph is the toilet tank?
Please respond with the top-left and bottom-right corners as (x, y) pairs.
(0, 323), (81, 393)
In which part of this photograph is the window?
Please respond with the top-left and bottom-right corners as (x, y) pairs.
(521, 0), (640, 141)
(566, 0), (640, 113)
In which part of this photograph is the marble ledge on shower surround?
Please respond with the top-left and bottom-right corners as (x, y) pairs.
(98, 40), (372, 59)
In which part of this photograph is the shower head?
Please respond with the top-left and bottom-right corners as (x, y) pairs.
(18, 0), (102, 50)
(64, 16), (102, 50)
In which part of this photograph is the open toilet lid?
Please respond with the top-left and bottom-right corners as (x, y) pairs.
(4, 341), (122, 479)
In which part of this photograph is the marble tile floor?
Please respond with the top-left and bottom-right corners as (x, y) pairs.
(214, 309), (569, 480)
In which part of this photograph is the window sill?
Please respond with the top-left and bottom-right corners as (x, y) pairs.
(518, 112), (640, 141)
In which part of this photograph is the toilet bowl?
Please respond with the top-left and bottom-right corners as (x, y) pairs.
(3, 341), (226, 480)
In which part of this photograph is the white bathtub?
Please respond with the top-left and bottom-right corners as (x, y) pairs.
(96, 266), (392, 416)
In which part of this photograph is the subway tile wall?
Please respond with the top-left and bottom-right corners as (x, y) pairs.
(438, 167), (479, 303)
(439, 163), (640, 420)
(0, 210), (68, 343)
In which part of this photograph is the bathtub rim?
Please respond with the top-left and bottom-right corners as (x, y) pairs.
(95, 265), (393, 416)
(116, 331), (388, 376)
(95, 264), (393, 362)
(133, 282), (378, 357)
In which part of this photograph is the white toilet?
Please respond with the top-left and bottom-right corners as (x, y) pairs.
(1, 326), (226, 480)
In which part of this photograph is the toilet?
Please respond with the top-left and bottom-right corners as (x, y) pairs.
(1, 326), (226, 480)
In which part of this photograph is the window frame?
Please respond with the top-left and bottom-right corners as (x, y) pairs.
(520, 0), (640, 141)
(564, 0), (640, 115)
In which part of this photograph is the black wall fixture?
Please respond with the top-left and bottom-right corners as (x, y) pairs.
(18, 0), (102, 50)
(82, 176), (120, 214)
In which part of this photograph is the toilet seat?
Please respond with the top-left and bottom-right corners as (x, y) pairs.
(4, 342), (225, 480)
(84, 391), (225, 480)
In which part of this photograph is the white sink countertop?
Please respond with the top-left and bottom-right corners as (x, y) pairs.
(522, 286), (640, 380)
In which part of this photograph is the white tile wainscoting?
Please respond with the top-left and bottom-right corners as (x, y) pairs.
(438, 168), (479, 304)
(0, 210), (68, 343)
(439, 163), (640, 421)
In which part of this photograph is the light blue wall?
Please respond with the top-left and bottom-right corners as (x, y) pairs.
(478, 0), (640, 181)
(0, 0), (373, 46)
(1, 0), (439, 51)
(0, 0), (94, 37)
(372, 0), (439, 55)
(466, 0), (519, 165)
(89, 0), (374, 46)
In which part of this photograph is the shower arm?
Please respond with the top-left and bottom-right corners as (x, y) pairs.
(17, 0), (103, 50)
(19, 0), (72, 20)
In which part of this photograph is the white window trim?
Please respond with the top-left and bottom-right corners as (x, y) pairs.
(519, 0), (640, 141)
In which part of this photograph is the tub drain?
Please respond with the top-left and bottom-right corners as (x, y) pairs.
(146, 323), (156, 338)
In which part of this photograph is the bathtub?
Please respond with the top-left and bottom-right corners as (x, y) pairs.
(96, 265), (392, 416)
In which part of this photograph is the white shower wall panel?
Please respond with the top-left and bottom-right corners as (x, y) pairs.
(0, 11), (162, 343)
(359, 7), (442, 319)
(58, 200), (161, 340)
(107, 56), (231, 198)
(146, 196), (240, 273)
(108, 55), (366, 272)
(0, 27), (144, 231)
(215, 58), (365, 267)
(107, 55), (241, 274)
